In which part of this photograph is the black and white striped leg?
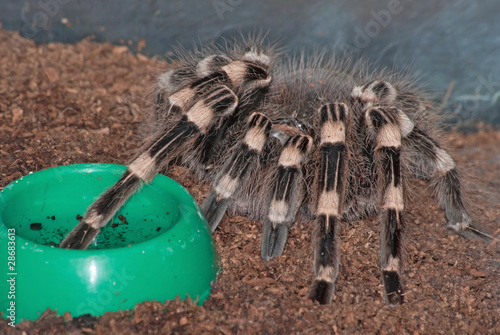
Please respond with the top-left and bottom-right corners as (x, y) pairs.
(261, 134), (313, 261)
(405, 129), (487, 239)
(60, 85), (238, 249)
(196, 58), (273, 167)
(201, 112), (272, 231)
(308, 103), (348, 305)
(351, 80), (398, 106)
(366, 107), (406, 306)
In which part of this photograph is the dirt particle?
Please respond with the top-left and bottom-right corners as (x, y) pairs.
(44, 67), (59, 83)
(118, 214), (128, 224)
(63, 312), (73, 322)
(179, 316), (188, 326)
(12, 108), (23, 124)
(30, 223), (43, 230)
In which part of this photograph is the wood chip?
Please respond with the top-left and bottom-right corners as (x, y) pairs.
(11, 107), (23, 124)
(45, 67), (60, 83)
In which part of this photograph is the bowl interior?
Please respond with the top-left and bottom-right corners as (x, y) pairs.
(1, 164), (181, 249)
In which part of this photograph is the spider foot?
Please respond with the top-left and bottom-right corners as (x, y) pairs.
(261, 220), (288, 261)
(201, 191), (231, 232)
(447, 221), (492, 241)
(382, 270), (404, 306)
(59, 221), (100, 250)
(308, 279), (335, 305)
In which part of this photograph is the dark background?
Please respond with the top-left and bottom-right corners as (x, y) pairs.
(3, 0), (500, 128)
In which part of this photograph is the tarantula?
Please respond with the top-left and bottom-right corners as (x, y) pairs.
(60, 37), (484, 306)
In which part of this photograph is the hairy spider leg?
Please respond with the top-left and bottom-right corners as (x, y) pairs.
(308, 102), (349, 305)
(202, 112), (272, 231)
(261, 134), (313, 260)
(60, 85), (238, 249)
(403, 128), (489, 239)
(365, 106), (412, 306)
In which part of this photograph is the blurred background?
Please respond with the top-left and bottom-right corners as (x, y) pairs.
(2, 0), (499, 129)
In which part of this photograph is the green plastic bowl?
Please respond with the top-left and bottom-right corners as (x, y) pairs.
(0, 164), (219, 322)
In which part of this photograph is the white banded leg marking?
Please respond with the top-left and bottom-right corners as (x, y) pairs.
(243, 125), (268, 153)
(242, 49), (271, 66)
(214, 175), (239, 199)
(128, 153), (157, 183)
(278, 146), (306, 167)
(222, 60), (272, 89)
(434, 147), (456, 173)
(268, 200), (288, 224)
(375, 123), (401, 149)
(383, 254), (400, 272)
(316, 264), (336, 283)
(316, 190), (340, 218)
(187, 86), (238, 133)
(383, 184), (404, 210)
(320, 122), (345, 145)
(243, 111), (272, 153)
(169, 87), (196, 112)
(351, 80), (397, 104)
(196, 54), (232, 77)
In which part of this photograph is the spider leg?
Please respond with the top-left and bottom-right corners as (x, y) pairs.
(201, 112), (272, 231)
(403, 128), (488, 239)
(154, 66), (197, 122)
(60, 85), (238, 249)
(196, 57), (273, 167)
(366, 106), (408, 306)
(308, 103), (348, 305)
(153, 54), (234, 123)
(261, 134), (313, 260)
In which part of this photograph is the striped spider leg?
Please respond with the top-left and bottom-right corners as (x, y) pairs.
(202, 112), (273, 231)
(364, 105), (412, 306)
(261, 133), (313, 260)
(60, 45), (274, 249)
(308, 102), (348, 305)
(352, 78), (484, 238)
(403, 128), (487, 239)
(60, 84), (238, 249)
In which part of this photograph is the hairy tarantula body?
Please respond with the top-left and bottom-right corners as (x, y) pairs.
(61, 37), (484, 306)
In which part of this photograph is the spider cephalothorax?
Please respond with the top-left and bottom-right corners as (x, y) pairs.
(61, 38), (485, 306)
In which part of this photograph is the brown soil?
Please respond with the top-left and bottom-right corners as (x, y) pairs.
(1, 29), (499, 335)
